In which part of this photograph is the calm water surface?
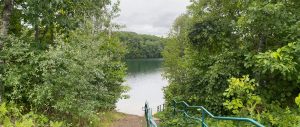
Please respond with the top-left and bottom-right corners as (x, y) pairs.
(116, 59), (167, 116)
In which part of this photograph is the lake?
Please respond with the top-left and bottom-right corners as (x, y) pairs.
(116, 58), (167, 116)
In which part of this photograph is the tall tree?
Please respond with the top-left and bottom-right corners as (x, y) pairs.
(1, 0), (13, 36)
(0, 0), (14, 103)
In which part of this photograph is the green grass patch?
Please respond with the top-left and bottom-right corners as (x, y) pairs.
(98, 111), (125, 127)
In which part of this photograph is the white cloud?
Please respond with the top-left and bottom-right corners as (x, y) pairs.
(113, 0), (190, 36)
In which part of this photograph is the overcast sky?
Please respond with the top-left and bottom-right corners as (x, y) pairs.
(113, 0), (190, 36)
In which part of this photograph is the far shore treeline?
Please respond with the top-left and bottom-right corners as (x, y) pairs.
(114, 31), (164, 59)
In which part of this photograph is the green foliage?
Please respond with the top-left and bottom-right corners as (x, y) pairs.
(159, 75), (300, 127)
(36, 28), (126, 118)
(3, 0), (117, 44)
(246, 42), (300, 77)
(162, 0), (300, 126)
(115, 31), (164, 59)
(0, 102), (63, 127)
(1, 36), (38, 104)
(246, 42), (300, 106)
(296, 94), (300, 108)
(0, 0), (127, 125)
(223, 76), (300, 126)
(155, 108), (201, 127)
(223, 75), (261, 115)
(1, 23), (127, 125)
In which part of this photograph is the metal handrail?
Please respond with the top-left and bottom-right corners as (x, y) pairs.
(172, 100), (265, 127)
(144, 102), (158, 127)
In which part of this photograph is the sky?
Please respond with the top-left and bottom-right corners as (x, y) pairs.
(113, 0), (190, 36)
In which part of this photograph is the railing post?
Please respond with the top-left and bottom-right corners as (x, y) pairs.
(145, 102), (150, 127)
(183, 104), (187, 124)
(201, 109), (206, 127)
(159, 105), (161, 112)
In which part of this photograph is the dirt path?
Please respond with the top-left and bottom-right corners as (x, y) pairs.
(110, 113), (146, 127)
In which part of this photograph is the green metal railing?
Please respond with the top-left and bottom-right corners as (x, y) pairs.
(172, 100), (265, 127)
(144, 102), (158, 127)
(144, 100), (265, 127)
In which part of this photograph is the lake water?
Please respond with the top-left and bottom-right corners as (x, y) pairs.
(116, 59), (167, 116)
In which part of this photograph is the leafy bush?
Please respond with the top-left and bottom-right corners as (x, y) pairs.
(296, 94), (300, 108)
(155, 108), (200, 127)
(223, 75), (261, 116)
(0, 0), (126, 126)
(224, 76), (300, 127)
(1, 24), (127, 126)
(0, 102), (63, 127)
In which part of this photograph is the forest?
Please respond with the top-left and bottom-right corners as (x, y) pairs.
(115, 31), (164, 59)
(159, 0), (300, 126)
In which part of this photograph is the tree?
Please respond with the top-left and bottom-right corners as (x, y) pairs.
(1, 0), (13, 36)
(0, 0), (14, 103)
(0, 0), (127, 126)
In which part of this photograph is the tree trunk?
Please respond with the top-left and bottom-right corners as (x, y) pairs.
(0, 0), (13, 103)
(35, 24), (40, 41)
(50, 26), (54, 43)
(257, 33), (266, 52)
(1, 0), (13, 37)
(256, 33), (267, 87)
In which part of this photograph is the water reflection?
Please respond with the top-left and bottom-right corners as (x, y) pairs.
(116, 59), (167, 116)
(126, 58), (163, 75)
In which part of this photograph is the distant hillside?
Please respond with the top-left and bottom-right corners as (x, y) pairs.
(114, 31), (164, 59)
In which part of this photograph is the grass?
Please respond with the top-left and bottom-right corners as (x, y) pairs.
(98, 111), (126, 127)
(153, 111), (164, 119)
